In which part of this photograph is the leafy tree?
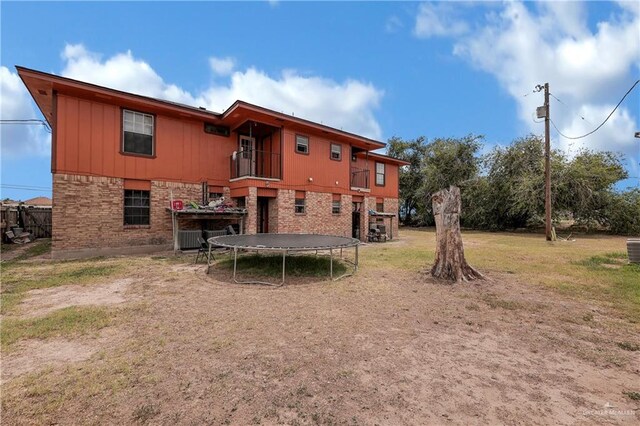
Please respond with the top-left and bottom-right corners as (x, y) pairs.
(421, 135), (483, 196)
(604, 189), (640, 236)
(387, 136), (428, 224)
(555, 150), (628, 227)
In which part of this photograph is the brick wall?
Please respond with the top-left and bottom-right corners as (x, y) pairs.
(52, 173), (402, 257)
(384, 197), (400, 238)
(52, 173), (217, 255)
(275, 190), (351, 237)
(245, 187), (258, 234)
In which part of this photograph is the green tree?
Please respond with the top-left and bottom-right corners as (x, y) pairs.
(387, 136), (428, 224)
(556, 150), (628, 227)
(605, 189), (640, 235)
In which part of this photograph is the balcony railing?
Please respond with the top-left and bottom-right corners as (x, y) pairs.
(230, 149), (281, 180)
(350, 167), (370, 189)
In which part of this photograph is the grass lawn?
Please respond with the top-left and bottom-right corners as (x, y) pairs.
(1, 229), (638, 424)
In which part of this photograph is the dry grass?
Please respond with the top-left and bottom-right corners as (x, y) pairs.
(2, 228), (639, 424)
(363, 228), (639, 321)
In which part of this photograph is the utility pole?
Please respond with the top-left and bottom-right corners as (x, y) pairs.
(535, 83), (553, 241)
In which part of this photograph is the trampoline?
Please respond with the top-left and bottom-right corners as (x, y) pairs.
(206, 234), (360, 286)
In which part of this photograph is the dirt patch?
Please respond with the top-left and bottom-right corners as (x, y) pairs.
(1, 339), (98, 383)
(16, 278), (134, 318)
(2, 234), (640, 425)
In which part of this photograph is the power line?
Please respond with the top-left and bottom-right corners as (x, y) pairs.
(0, 119), (51, 133)
(548, 93), (592, 125)
(549, 79), (639, 140)
(1, 184), (51, 190)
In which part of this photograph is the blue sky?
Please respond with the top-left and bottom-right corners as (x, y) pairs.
(1, 1), (639, 200)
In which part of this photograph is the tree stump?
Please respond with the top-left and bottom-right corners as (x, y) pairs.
(430, 186), (483, 282)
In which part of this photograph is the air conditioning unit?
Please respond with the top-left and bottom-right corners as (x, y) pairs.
(178, 230), (202, 249)
(204, 122), (230, 137)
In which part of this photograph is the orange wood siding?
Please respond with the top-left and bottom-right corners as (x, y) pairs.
(370, 162), (399, 198)
(55, 94), (235, 185)
(281, 130), (350, 193)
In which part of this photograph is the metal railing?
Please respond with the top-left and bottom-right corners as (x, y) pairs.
(230, 149), (281, 179)
(350, 167), (370, 189)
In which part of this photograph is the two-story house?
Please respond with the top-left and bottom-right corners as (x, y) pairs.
(18, 66), (407, 259)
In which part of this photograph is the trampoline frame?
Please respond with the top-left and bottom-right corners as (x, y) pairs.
(206, 234), (360, 286)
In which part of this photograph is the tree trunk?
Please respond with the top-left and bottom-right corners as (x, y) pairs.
(430, 186), (483, 283)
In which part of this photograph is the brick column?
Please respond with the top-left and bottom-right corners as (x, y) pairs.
(246, 187), (258, 234)
(384, 197), (400, 239)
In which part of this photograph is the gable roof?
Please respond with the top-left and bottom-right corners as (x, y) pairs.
(16, 66), (386, 151)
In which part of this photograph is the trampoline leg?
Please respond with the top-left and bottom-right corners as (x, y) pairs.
(330, 248), (333, 280)
(233, 247), (238, 282)
(281, 250), (286, 286)
(355, 245), (359, 271)
(206, 242), (213, 274)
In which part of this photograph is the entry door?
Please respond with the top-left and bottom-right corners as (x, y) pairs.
(238, 135), (256, 176)
(352, 202), (362, 239)
(257, 197), (269, 233)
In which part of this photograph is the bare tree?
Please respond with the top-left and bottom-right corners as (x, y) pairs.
(431, 186), (484, 282)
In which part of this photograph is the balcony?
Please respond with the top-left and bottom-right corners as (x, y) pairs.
(230, 149), (281, 180)
(350, 167), (370, 190)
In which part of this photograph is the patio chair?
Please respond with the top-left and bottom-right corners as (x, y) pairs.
(195, 236), (214, 264)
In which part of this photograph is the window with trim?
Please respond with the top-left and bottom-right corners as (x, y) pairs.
(295, 197), (306, 214)
(330, 143), (342, 161)
(332, 200), (341, 214)
(295, 135), (309, 154)
(376, 202), (384, 212)
(123, 110), (154, 156)
(375, 162), (385, 186)
(124, 190), (150, 225)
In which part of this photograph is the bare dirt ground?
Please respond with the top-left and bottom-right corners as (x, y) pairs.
(17, 278), (134, 318)
(2, 235), (639, 425)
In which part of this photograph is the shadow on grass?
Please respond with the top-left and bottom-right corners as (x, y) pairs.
(216, 254), (347, 278)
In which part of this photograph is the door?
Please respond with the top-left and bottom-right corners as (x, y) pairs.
(352, 202), (361, 239)
(238, 135), (256, 176)
(257, 197), (269, 233)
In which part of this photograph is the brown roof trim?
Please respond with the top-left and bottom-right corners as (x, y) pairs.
(16, 66), (224, 122)
(222, 101), (386, 149)
(358, 151), (410, 166)
(16, 66), (386, 150)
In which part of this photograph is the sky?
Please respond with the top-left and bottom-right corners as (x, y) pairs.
(1, 0), (639, 201)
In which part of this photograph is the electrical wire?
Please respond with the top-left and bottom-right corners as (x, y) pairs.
(548, 93), (591, 124)
(549, 79), (639, 140)
(0, 119), (51, 133)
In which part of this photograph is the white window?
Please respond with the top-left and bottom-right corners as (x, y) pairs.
(296, 135), (309, 154)
(375, 162), (385, 186)
(330, 143), (342, 161)
(123, 110), (154, 155)
(295, 197), (306, 214)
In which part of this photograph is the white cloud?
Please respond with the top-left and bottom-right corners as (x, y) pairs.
(62, 44), (197, 105)
(60, 44), (383, 139)
(209, 56), (236, 76)
(0, 66), (50, 157)
(385, 15), (403, 33)
(434, 1), (640, 168)
(414, 2), (469, 38)
(199, 68), (383, 138)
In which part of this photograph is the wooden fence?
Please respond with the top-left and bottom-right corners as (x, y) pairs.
(1, 205), (52, 241)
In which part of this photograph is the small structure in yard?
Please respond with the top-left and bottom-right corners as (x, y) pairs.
(430, 186), (484, 282)
(207, 233), (360, 286)
(1, 199), (52, 243)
